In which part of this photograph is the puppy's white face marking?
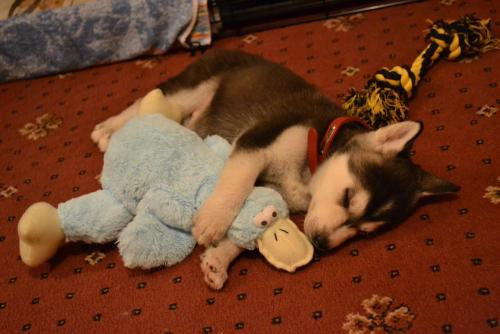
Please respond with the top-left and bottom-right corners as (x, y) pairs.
(358, 221), (385, 233)
(327, 225), (358, 248)
(304, 153), (372, 249)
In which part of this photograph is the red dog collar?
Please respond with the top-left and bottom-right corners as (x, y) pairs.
(307, 116), (370, 174)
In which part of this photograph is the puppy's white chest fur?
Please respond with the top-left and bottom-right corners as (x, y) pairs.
(260, 126), (311, 212)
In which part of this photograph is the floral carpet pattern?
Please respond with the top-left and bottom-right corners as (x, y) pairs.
(343, 295), (416, 334)
(0, 0), (499, 333)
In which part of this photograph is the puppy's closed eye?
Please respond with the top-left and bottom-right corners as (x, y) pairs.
(342, 188), (352, 208)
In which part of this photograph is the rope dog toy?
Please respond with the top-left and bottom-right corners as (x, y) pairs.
(343, 16), (500, 128)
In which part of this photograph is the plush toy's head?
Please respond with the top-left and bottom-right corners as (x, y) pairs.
(257, 218), (314, 272)
(227, 186), (288, 250)
(227, 187), (314, 272)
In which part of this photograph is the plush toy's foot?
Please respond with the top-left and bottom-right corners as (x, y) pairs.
(200, 249), (229, 290)
(18, 202), (65, 267)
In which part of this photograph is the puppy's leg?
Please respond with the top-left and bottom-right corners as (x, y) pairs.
(90, 50), (260, 151)
(200, 237), (244, 290)
(91, 99), (141, 152)
(163, 78), (219, 130)
(90, 54), (215, 151)
(91, 78), (220, 152)
(192, 150), (266, 247)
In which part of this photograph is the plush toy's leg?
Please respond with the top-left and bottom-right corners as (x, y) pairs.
(118, 211), (196, 269)
(58, 190), (132, 243)
(18, 202), (65, 267)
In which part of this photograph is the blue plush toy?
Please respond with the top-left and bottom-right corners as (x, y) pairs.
(18, 114), (290, 271)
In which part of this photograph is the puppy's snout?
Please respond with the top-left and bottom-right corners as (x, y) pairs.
(312, 234), (329, 251)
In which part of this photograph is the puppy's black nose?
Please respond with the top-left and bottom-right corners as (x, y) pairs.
(312, 235), (329, 250)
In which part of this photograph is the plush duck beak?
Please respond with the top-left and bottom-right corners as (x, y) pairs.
(257, 218), (314, 272)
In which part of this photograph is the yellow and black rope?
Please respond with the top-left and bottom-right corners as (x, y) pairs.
(343, 16), (500, 128)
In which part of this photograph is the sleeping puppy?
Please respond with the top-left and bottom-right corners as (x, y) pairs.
(92, 50), (459, 257)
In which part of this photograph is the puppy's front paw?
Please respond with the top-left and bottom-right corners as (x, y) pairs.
(90, 123), (113, 152)
(192, 203), (232, 247)
(200, 250), (228, 290)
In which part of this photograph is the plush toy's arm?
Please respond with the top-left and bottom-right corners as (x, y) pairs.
(138, 188), (196, 232)
(204, 135), (232, 161)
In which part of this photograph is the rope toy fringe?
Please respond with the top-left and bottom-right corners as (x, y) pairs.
(342, 15), (500, 128)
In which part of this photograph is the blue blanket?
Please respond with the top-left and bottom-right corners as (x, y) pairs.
(0, 0), (192, 83)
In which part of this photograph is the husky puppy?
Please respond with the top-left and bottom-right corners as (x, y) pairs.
(92, 50), (459, 270)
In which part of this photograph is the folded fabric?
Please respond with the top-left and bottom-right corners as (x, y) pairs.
(0, 0), (193, 82)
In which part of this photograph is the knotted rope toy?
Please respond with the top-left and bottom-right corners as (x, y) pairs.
(343, 16), (500, 128)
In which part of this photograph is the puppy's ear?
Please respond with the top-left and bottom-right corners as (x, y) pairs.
(417, 169), (460, 198)
(365, 121), (422, 156)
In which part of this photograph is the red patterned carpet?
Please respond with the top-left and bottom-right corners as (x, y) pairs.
(1, 1), (499, 333)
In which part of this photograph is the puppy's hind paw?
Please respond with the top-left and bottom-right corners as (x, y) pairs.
(90, 123), (112, 152)
(200, 250), (228, 290)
